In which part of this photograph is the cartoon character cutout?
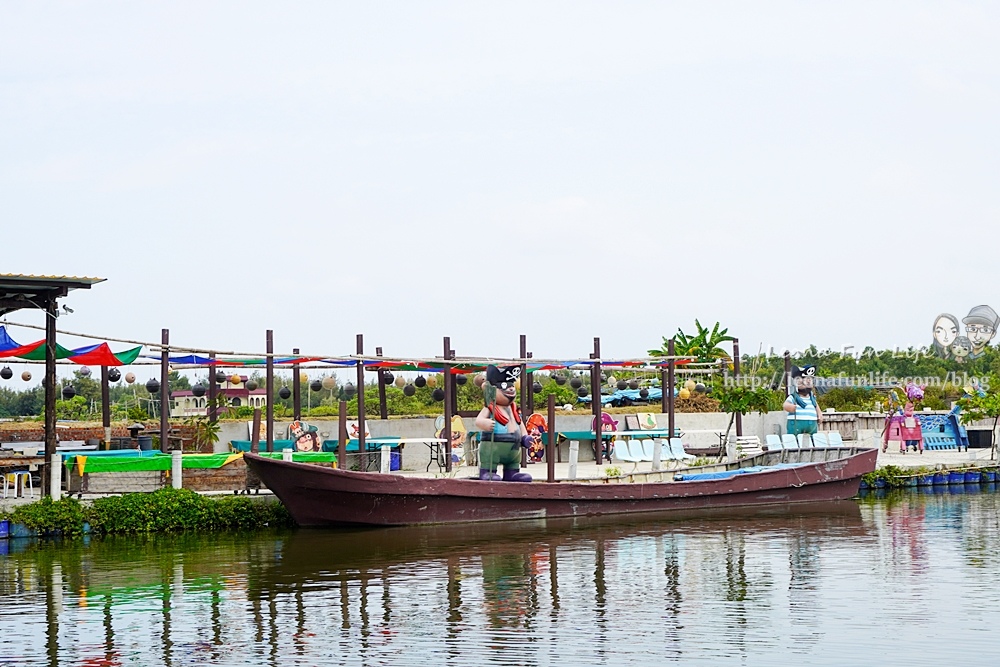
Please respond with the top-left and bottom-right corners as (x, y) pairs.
(346, 420), (371, 440)
(525, 413), (548, 463)
(288, 420), (319, 452)
(435, 414), (467, 464)
(951, 336), (973, 363)
(594, 413), (618, 462)
(931, 313), (960, 359)
(962, 305), (998, 359)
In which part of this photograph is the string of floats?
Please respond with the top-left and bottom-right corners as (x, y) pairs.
(0, 319), (718, 374)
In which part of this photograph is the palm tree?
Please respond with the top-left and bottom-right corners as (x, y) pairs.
(649, 320), (735, 363)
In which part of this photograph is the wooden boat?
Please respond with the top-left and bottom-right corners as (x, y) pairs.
(244, 446), (878, 527)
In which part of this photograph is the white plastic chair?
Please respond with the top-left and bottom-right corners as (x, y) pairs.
(613, 440), (641, 465)
(765, 434), (783, 451)
(3, 471), (33, 499)
(668, 438), (696, 461)
(827, 431), (844, 447)
(813, 432), (829, 447)
(797, 433), (814, 448)
(627, 439), (650, 462)
(641, 439), (655, 460)
(781, 434), (798, 449)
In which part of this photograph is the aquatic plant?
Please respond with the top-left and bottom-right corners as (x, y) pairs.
(1, 489), (293, 537)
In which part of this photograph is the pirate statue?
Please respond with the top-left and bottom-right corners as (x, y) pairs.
(783, 365), (821, 437)
(474, 365), (533, 482)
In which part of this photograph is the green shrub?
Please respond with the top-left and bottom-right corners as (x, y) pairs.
(85, 488), (293, 534)
(9, 497), (89, 536)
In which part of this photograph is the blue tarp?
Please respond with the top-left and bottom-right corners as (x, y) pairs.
(674, 463), (806, 482)
(577, 388), (665, 405)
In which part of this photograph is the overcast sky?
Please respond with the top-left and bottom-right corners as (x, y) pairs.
(2, 2), (998, 373)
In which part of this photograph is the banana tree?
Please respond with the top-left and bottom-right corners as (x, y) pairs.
(649, 320), (735, 363)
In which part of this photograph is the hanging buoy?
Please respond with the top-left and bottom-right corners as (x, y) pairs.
(245, 380), (258, 392)
(414, 375), (427, 388)
(394, 376), (406, 388)
(125, 372), (135, 384)
(322, 376), (335, 391)
(0, 367), (11, 380)
(455, 373), (468, 386)
(108, 368), (121, 382)
(146, 378), (160, 394)
(21, 370), (31, 382)
(79, 366), (92, 377)
(192, 383), (207, 397)
(279, 386), (291, 399)
(403, 384), (416, 396)
(62, 385), (76, 400)
(432, 388), (445, 401)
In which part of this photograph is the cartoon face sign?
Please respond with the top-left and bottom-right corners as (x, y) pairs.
(962, 305), (999, 354)
(594, 413), (618, 433)
(951, 336), (973, 362)
(932, 314), (960, 353)
(288, 420), (319, 452)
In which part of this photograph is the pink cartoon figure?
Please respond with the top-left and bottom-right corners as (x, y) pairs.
(593, 413), (618, 462)
(882, 387), (924, 454)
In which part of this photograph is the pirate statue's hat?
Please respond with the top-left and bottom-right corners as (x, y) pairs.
(791, 365), (816, 378)
(485, 365), (521, 389)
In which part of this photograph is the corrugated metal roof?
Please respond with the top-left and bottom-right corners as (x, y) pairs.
(0, 273), (105, 285)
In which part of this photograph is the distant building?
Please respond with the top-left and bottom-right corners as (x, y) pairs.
(171, 379), (268, 417)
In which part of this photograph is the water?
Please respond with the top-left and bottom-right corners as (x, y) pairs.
(2, 488), (1000, 666)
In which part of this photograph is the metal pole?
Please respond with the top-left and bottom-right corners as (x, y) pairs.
(101, 365), (111, 449)
(160, 329), (170, 453)
(668, 338), (676, 439)
(338, 401), (348, 470)
(292, 347), (301, 421)
(376, 346), (388, 419)
(266, 330), (274, 453)
(546, 393), (556, 482)
(208, 352), (217, 423)
(356, 334), (366, 466)
(443, 337), (453, 473)
(733, 338), (742, 437)
(592, 337), (602, 465)
(43, 297), (57, 495)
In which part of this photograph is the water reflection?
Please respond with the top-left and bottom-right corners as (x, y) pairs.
(4, 494), (1000, 665)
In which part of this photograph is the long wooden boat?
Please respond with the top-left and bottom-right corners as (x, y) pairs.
(244, 446), (878, 527)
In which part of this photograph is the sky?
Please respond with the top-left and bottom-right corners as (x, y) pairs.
(2, 1), (998, 378)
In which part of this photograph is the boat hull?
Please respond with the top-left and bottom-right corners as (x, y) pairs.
(245, 447), (878, 527)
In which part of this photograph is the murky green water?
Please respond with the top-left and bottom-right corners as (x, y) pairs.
(2, 486), (1000, 666)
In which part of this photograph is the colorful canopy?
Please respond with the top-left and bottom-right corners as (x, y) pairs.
(0, 326), (142, 366)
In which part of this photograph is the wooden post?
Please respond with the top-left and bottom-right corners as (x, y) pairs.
(519, 335), (529, 468)
(356, 334), (366, 469)
(443, 337), (453, 473)
(338, 401), (348, 471)
(292, 347), (301, 421)
(101, 365), (111, 449)
(546, 393), (556, 482)
(250, 408), (261, 454)
(784, 351), (791, 393)
(591, 337), (602, 465)
(376, 346), (388, 419)
(43, 297), (56, 495)
(208, 352), (217, 424)
(667, 338), (676, 439)
(160, 329), (170, 453)
(733, 338), (742, 437)
(266, 330), (274, 453)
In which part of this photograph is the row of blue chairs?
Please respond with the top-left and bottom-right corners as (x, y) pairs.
(765, 431), (844, 450)
(612, 437), (695, 468)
